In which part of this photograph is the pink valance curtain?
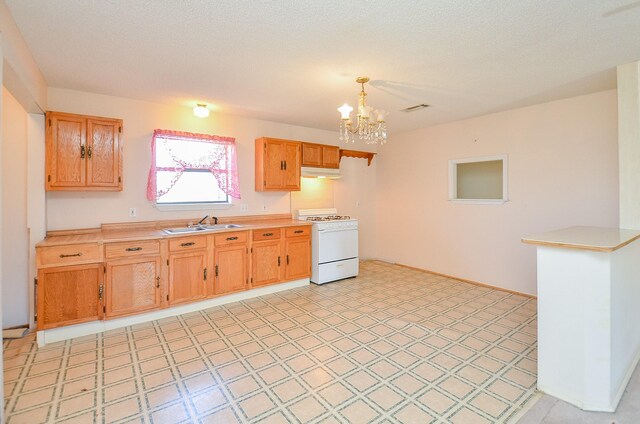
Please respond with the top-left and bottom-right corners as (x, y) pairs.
(146, 129), (241, 201)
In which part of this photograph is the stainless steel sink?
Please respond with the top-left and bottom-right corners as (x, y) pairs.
(163, 224), (243, 235)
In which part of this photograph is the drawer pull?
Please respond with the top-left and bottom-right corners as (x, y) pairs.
(125, 247), (143, 252)
(263, 233), (273, 237)
(226, 236), (238, 241)
(294, 230), (304, 234)
(59, 253), (82, 258)
(180, 242), (196, 247)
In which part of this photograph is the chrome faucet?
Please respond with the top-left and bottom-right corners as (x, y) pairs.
(212, 216), (219, 225)
(197, 215), (209, 226)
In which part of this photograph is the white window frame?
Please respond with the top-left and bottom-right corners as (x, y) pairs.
(448, 154), (508, 205)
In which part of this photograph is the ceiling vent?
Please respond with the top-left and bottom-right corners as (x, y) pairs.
(401, 104), (430, 112)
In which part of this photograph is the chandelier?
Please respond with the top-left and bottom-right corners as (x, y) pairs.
(337, 77), (387, 144)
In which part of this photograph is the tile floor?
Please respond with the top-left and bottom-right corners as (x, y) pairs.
(3, 261), (538, 423)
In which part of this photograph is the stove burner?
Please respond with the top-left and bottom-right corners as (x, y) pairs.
(306, 215), (351, 222)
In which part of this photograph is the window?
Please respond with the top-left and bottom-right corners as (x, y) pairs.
(448, 155), (508, 204)
(146, 130), (241, 207)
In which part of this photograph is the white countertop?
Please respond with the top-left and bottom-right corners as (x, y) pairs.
(522, 226), (640, 252)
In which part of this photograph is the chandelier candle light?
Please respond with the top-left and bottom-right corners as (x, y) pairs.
(338, 77), (387, 144)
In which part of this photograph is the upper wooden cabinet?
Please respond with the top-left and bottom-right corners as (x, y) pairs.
(255, 137), (301, 191)
(301, 143), (340, 169)
(46, 111), (123, 191)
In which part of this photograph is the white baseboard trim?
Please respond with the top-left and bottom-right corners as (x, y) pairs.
(37, 279), (309, 347)
(610, 342), (640, 412)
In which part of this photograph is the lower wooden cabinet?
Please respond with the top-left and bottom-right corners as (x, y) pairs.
(285, 237), (311, 281)
(36, 224), (312, 331)
(251, 240), (282, 287)
(214, 231), (249, 295)
(105, 256), (162, 318)
(168, 250), (208, 305)
(37, 264), (103, 330)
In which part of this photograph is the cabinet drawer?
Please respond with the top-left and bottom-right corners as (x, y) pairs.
(169, 236), (208, 252)
(252, 229), (282, 241)
(214, 231), (248, 246)
(37, 243), (102, 267)
(285, 226), (310, 238)
(105, 240), (160, 259)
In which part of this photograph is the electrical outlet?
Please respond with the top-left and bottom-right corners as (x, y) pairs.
(262, 205), (268, 212)
(356, 200), (361, 207)
(128, 207), (137, 218)
(240, 204), (249, 212)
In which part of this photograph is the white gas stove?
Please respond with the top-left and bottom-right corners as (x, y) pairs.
(298, 208), (359, 285)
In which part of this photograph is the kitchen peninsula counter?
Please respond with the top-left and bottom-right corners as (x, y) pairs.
(522, 225), (640, 412)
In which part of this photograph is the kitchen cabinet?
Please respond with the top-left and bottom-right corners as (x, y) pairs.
(46, 111), (123, 191)
(284, 226), (311, 281)
(251, 229), (283, 287)
(36, 264), (103, 330)
(168, 236), (209, 305)
(214, 231), (249, 295)
(105, 256), (162, 318)
(255, 137), (301, 191)
(302, 143), (340, 169)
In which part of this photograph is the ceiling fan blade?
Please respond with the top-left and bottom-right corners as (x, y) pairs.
(602, 1), (640, 17)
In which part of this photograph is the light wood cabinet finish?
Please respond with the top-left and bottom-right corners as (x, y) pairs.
(251, 240), (282, 287)
(86, 118), (122, 188)
(37, 243), (103, 268)
(106, 256), (161, 318)
(46, 111), (123, 191)
(105, 240), (160, 259)
(36, 220), (312, 331)
(302, 143), (340, 169)
(285, 237), (311, 281)
(169, 235), (208, 252)
(215, 244), (248, 295)
(214, 231), (248, 294)
(37, 264), (103, 330)
(168, 250), (208, 305)
(255, 137), (301, 191)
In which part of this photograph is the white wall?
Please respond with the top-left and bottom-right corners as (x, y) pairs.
(375, 90), (619, 295)
(618, 61), (640, 229)
(1, 86), (29, 327)
(45, 88), (378, 257)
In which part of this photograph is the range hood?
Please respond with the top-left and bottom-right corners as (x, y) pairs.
(301, 166), (342, 179)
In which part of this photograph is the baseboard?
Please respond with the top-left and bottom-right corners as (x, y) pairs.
(37, 278), (309, 346)
(380, 260), (537, 299)
(610, 341), (640, 412)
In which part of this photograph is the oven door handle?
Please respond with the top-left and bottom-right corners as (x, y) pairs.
(317, 228), (358, 233)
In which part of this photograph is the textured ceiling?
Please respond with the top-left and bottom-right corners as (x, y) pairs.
(5, 0), (640, 134)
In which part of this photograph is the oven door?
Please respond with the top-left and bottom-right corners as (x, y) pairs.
(316, 228), (358, 264)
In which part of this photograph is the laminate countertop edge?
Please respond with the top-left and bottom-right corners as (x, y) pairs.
(521, 226), (640, 253)
(36, 219), (312, 247)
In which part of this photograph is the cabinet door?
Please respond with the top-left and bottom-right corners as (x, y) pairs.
(169, 251), (207, 305)
(282, 142), (301, 190)
(215, 245), (248, 294)
(252, 240), (282, 287)
(87, 118), (122, 189)
(285, 237), (311, 280)
(302, 143), (322, 167)
(264, 139), (284, 189)
(46, 113), (86, 189)
(37, 264), (103, 330)
(322, 146), (340, 169)
(106, 256), (161, 318)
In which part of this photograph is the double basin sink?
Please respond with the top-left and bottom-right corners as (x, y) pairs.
(163, 224), (243, 235)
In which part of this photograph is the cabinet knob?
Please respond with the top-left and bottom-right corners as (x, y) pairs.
(125, 247), (142, 252)
(80, 145), (86, 159)
(226, 236), (238, 241)
(263, 233), (273, 237)
(180, 242), (195, 247)
(59, 253), (82, 258)
(87, 146), (92, 159)
(294, 230), (304, 234)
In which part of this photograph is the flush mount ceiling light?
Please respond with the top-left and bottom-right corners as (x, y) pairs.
(193, 103), (210, 118)
(337, 77), (387, 145)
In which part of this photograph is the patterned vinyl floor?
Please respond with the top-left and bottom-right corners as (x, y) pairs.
(3, 261), (538, 423)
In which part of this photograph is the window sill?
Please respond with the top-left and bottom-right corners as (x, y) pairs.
(154, 203), (233, 212)
(449, 199), (508, 205)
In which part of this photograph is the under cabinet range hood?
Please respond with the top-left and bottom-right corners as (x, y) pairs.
(301, 166), (342, 179)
